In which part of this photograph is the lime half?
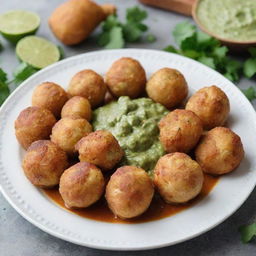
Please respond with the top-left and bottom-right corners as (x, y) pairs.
(16, 36), (60, 69)
(0, 10), (40, 43)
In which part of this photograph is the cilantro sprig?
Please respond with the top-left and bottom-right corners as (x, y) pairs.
(242, 86), (256, 101)
(164, 22), (241, 82)
(0, 63), (38, 106)
(239, 222), (256, 243)
(98, 6), (155, 49)
(244, 48), (256, 78)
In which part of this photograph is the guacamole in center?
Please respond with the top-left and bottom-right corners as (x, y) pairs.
(197, 0), (256, 41)
(93, 96), (168, 171)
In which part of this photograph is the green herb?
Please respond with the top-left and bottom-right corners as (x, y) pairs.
(146, 34), (156, 43)
(164, 22), (241, 82)
(98, 6), (154, 49)
(13, 62), (37, 85)
(239, 223), (256, 243)
(242, 86), (256, 101)
(0, 40), (2, 51)
(243, 48), (256, 78)
(58, 46), (65, 60)
(0, 68), (10, 106)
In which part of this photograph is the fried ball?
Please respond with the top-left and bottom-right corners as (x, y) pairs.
(15, 106), (56, 150)
(154, 153), (204, 204)
(195, 127), (244, 175)
(105, 57), (146, 98)
(75, 130), (124, 171)
(106, 166), (154, 219)
(185, 85), (230, 130)
(146, 68), (188, 108)
(67, 69), (106, 108)
(51, 117), (92, 155)
(159, 109), (203, 153)
(32, 82), (68, 118)
(59, 162), (105, 208)
(22, 140), (68, 187)
(61, 96), (92, 121)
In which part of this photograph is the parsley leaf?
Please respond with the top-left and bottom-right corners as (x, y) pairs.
(243, 58), (256, 78)
(126, 6), (147, 23)
(105, 27), (124, 49)
(98, 6), (153, 49)
(242, 87), (256, 101)
(173, 22), (196, 45)
(164, 22), (242, 82)
(0, 68), (10, 106)
(13, 62), (38, 85)
(239, 223), (256, 243)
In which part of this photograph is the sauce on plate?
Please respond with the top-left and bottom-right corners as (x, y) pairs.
(42, 173), (219, 223)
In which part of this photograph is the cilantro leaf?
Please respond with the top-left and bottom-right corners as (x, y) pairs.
(105, 27), (124, 49)
(163, 45), (179, 53)
(239, 223), (256, 243)
(13, 62), (37, 85)
(242, 87), (256, 101)
(126, 6), (147, 23)
(198, 56), (216, 69)
(172, 22), (196, 45)
(58, 46), (65, 60)
(248, 47), (256, 58)
(244, 58), (256, 78)
(213, 46), (228, 60)
(146, 34), (156, 43)
(98, 6), (151, 49)
(123, 22), (143, 43)
(0, 68), (10, 106)
(0, 68), (8, 83)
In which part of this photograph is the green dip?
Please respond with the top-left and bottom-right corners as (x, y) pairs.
(197, 0), (256, 41)
(92, 96), (168, 172)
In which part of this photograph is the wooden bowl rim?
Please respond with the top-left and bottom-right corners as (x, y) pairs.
(192, 0), (256, 45)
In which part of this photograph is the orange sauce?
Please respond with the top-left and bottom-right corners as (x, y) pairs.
(43, 174), (219, 223)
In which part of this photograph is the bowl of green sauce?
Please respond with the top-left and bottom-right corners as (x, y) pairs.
(192, 0), (256, 51)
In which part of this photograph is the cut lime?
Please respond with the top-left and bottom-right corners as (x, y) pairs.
(16, 36), (60, 69)
(0, 10), (40, 43)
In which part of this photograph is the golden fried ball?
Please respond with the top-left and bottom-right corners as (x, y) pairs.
(59, 162), (105, 208)
(32, 82), (68, 118)
(195, 127), (244, 175)
(15, 106), (56, 150)
(61, 96), (92, 121)
(106, 166), (154, 219)
(22, 140), (68, 187)
(185, 85), (230, 130)
(75, 130), (124, 171)
(154, 153), (204, 204)
(67, 69), (106, 108)
(146, 68), (188, 108)
(105, 57), (146, 98)
(51, 117), (92, 155)
(159, 109), (203, 153)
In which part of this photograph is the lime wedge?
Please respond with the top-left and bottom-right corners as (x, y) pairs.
(16, 36), (60, 69)
(0, 10), (40, 43)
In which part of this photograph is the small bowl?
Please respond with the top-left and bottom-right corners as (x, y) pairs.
(192, 0), (256, 52)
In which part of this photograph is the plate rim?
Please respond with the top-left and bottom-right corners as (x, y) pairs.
(1, 48), (256, 251)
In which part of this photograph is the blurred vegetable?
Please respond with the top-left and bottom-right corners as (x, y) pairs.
(242, 86), (256, 101)
(244, 48), (256, 78)
(239, 222), (256, 243)
(0, 68), (10, 106)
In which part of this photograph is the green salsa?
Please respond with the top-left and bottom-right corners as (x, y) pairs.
(197, 0), (256, 41)
(92, 96), (168, 171)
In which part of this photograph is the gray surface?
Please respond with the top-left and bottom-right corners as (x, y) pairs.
(1, 0), (256, 255)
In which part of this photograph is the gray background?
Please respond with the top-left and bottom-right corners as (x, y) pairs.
(1, 0), (256, 255)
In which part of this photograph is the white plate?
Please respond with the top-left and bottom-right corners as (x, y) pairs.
(0, 49), (256, 251)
